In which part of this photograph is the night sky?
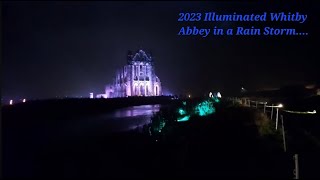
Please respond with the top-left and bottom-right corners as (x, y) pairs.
(2, 1), (318, 101)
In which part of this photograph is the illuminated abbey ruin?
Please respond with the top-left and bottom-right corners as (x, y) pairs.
(97, 50), (162, 98)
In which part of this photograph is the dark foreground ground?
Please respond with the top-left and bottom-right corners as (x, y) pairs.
(2, 98), (320, 178)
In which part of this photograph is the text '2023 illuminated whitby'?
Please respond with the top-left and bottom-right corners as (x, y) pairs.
(97, 50), (162, 98)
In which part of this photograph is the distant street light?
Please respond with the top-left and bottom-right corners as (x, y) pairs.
(277, 104), (283, 108)
(217, 92), (222, 98)
(308, 110), (316, 114)
(188, 94), (191, 98)
(9, 100), (13, 105)
(283, 109), (317, 114)
(22, 99), (26, 103)
(266, 103), (283, 120)
(241, 87), (247, 93)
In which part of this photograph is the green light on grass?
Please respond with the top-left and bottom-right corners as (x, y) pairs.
(178, 108), (187, 115)
(213, 97), (220, 103)
(177, 115), (190, 122)
(194, 100), (215, 116)
(159, 121), (166, 131)
(151, 116), (166, 134)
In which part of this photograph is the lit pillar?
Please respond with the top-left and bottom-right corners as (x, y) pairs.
(155, 85), (158, 96)
(146, 85), (149, 96)
(276, 108), (279, 130)
(145, 84), (147, 96)
(131, 65), (134, 96)
(271, 104), (274, 120)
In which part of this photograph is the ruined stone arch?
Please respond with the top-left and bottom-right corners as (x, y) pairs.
(145, 84), (149, 96)
(154, 85), (159, 96)
(133, 83), (139, 96)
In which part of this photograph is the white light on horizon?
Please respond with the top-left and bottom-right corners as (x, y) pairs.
(23, 99), (26, 103)
(10, 100), (13, 105)
(308, 110), (317, 114)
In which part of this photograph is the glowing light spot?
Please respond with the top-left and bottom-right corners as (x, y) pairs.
(217, 92), (222, 98)
(194, 100), (215, 116)
(209, 92), (213, 98)
(182, 101), (187, 106)
(277, 104), (283, 108)
(9, 100), (13, 105)
(178, 108), (187, 115)
(283, 109), (317, 114)
(22, 99), (26, 103)
(160, 121), (165, 129)
(90, 93), (94, 99)
(302, 110), (317, 114)
(241, 87), (247, 93)
(152, 117), (166, 133)
(177, 115), (190, 122)
(188, 94), (191, 98)
(212, 96), (220, 103)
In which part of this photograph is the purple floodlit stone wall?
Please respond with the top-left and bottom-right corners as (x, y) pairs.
(97, 50), (162, 98)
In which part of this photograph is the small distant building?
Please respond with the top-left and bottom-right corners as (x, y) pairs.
(97, 49), (162, 98)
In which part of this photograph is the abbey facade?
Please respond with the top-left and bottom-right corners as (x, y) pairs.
(97, 50), (162, 98)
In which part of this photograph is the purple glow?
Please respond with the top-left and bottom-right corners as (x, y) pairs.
(97, 50), (162, 98)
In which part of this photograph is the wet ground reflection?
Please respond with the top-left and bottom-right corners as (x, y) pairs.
(61, 104), (161, 136)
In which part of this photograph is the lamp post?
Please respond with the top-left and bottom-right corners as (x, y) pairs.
(275, 104), (283, 130)
(281, 115), (287, 152)
(271, 104), (274, 120)
(293, 154), (299, 179)
(266, 103), (283, 128)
